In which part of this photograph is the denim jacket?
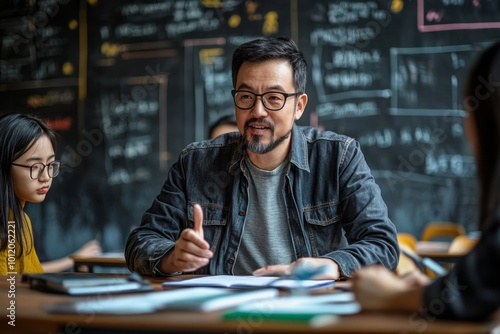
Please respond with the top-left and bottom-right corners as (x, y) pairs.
(125, 124), (399, 277)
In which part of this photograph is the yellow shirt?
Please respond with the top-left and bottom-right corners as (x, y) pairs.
(1, 212), (43, 275)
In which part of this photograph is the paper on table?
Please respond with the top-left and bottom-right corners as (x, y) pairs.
(173, 288), (279, 312)
(45, 287), (279, 314)
(224, 292), (361, 320)
(162, 275), (334, 290)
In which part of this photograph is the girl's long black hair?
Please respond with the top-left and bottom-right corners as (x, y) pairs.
(463, 41), (500, 231)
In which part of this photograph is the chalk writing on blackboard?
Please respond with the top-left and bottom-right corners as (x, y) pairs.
(96, 74), (168, 185)
(418, 0), (500, 32)
(390, 44), (476, 117)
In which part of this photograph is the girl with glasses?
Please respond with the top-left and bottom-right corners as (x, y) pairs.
(0, 113), (60, 275)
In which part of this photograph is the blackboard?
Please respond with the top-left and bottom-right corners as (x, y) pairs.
(1, 0), (499, 260)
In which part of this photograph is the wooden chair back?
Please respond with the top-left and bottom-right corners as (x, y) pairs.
(421, 221), (466, 242)
(397, 233), (417, 251)
(448, 235), (478, 255)
(396, 233), (420, 276)
(396, 243), (419, 276)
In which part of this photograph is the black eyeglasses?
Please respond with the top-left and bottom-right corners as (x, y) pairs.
(11, 161), (62, 179)
(231, 90), (301, 111)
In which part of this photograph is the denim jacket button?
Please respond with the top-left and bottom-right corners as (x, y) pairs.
(238, 210), (245, 216)
(228, 258), (234, 264)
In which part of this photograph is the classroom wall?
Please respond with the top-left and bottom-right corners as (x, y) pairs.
(1, 0), (499, 259)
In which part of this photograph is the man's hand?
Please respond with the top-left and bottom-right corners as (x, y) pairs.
(160, 203), (213, 273)
(253, 257), (341, 280)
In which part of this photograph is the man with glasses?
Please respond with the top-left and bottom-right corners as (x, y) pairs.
(126, 37), (399, 279)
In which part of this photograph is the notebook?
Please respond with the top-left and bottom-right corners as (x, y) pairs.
(23, 273), (153, 295)
(46, 287), (280, 314)
(162, 275), (334, 290)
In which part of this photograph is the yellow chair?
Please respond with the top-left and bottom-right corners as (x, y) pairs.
(396, 243), (419, 276)
(448, 235), (478, 255)
(397, 233), (417, 251)
(396, 233), (419, 276)
(421, 221), (466, 242)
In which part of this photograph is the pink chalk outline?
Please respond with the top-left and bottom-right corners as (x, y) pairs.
(418, 0), (500, 32)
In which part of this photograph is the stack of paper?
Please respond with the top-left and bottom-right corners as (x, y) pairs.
(23, 273), (153, 295)
(46, 287), (280, 314)
(223, 292), (361, 320)
(162, 275), (334, 290)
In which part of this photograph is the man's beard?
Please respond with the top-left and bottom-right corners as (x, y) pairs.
(243, 118), (292, 154)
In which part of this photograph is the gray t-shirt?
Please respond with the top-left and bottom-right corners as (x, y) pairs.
(233, 158), (296, 275)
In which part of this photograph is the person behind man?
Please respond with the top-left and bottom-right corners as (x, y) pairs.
(125, 36), (399, 279)
(208, 115), (239, 139)
(0, 113), (61, 275)
(352, 41), (500, 320)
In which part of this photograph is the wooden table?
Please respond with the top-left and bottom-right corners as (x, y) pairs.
(416, 241), (463, 263)
(71, 252), (128, 273)
(1, 275), (497, 334)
